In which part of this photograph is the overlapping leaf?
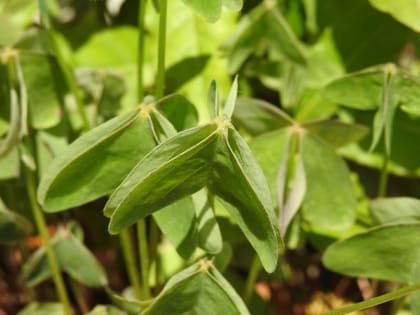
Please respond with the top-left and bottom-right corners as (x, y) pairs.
(106, 117), (280, 272)
(142, 260), (250, 315)
(182, 0), (243, 23)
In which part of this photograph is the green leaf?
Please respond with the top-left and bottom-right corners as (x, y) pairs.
(182, 0), (222, 23)
(395, 72), (420, 118)
(210, 128), (280, 272)
(370, 197), (420, 225)
(232, 98), (293, 136)
(142, 260), (250, 315)
(369, 0), (420, 32)
(301, 134), (356, 231)
(153, 197), (198, 259)
(224, 3), (306, 72)
(302, 120), (368, 148)
(222, 76), (238, 119)
(0, 87), (20, 158)
(105, 287), (150, 314)
(249, 129), (290, 203)
(38, 107), (156, 212)
(165, 55), (210, 93)
(19, 53), (64, 129)
(0, 198), (33, 244)
(106, 123), (218, 232)
(155, 94), (198, 131)
(23, 223), (108, 287)
(323, 223), (420, 283)
(17, 302), (66, 315)
(322, 66), (385, 110)
(193, 190), (223, 254)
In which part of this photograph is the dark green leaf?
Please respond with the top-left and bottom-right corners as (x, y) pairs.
(165, 55), (210, 92)
(156, 94), (198, 131)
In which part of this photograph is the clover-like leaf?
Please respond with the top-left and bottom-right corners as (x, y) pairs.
(107, 118), (280, 271)
(142, 260), (250, 315)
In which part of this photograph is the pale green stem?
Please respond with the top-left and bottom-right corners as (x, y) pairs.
(119, 229), (142, 299)
(155, 0), (167, 99)
(137, 220), (150, 299)
(24, 167), (72, 315)
(322, 283), (420, 315)
(137, 0), (147, 103)
(243, 255), (262, 305)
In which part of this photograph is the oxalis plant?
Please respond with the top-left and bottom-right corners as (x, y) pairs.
(1, 0), (420, 314)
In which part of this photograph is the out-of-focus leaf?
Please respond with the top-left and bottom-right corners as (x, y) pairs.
(87, 305), (125, 315)
(222, 0), (242, 11)
(165, 55), (210, 92)
(302, 134), (356, 231)
(302, 120), (368, 148)
(232, 98), (293, 136)
(225, 3), (306, 73)
(370, 197), (420, 225)
(323, 224), (420, 283)
(0, 198), (32, 244)
(0, 88), (20, 158)
(213, 242), (232, 272)
(182, 0), (222, 23)
(17, 302), (66, 315)
(142, 260), (250, 315)
(19, 53), (64, 129)
(0, 146), (20, 179)
(105, 287), (150, 314)
(317, 0), (420, 71)
(369, 0), (420, 33)
(23, 223), (108, 287)
(36, 128), (68, 178)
